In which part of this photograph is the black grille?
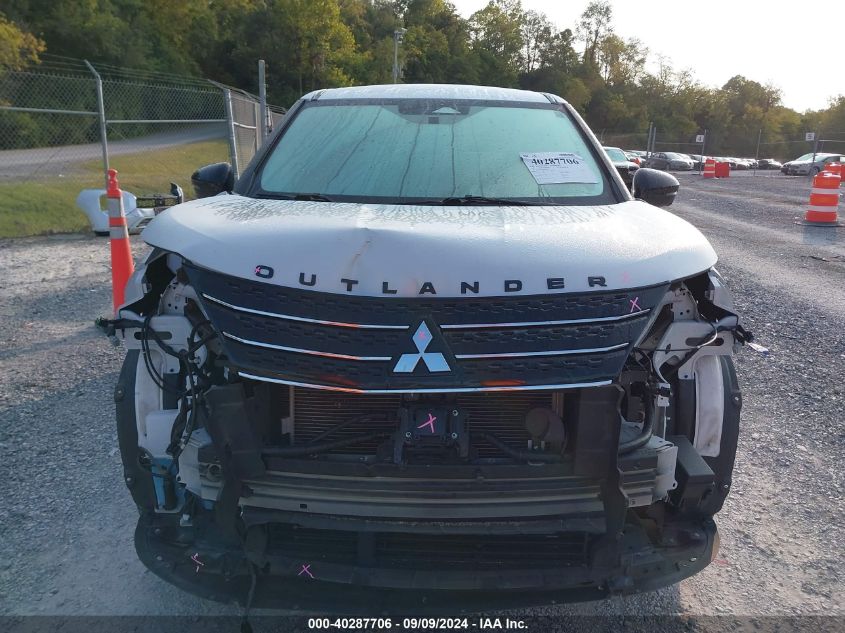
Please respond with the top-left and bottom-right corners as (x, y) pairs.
(185, 262), (667, 392)
(266, 524), (589, 570)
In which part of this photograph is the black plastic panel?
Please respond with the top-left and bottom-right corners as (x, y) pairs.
(185, 262), (667, 391)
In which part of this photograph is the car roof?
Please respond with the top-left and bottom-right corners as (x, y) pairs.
(303, 84), (562, 104)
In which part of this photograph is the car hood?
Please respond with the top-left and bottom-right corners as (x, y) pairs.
(142, 194), (717, 298)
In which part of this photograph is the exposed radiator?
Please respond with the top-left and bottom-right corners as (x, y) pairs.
(291, 388), (557, 457)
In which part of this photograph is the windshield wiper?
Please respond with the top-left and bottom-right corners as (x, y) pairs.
(437, 195), (540, 206)
(276, 193), (335, 202)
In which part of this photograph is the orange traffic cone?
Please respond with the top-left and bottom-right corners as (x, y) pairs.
(803, 171), (841, 226)
(107, 169), (135, 312)
(703, 158), (716, 179)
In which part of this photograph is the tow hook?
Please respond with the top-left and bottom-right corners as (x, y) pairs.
(94, 316), (121, 347)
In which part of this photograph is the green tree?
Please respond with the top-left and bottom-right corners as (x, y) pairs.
(230, 0), (358, 104)
(402, 0), (476, 84)
(0, 13), (44, 70)
(597, 34), (646, 87)
(468, 0), (524, 86)
(540, 28), (579, 71)
(576, 0), (612, 66)
(520, 9), (551, 73)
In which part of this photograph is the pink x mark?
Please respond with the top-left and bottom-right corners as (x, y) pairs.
(417, 413), (437, 434)
(298, 563), (314, 579)
(191, 552), (204, 573)
(629, 297), (641, 313)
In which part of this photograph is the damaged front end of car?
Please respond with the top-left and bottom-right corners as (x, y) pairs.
(105, 248), (749, 612)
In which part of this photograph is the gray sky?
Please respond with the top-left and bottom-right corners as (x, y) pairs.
(450, 0), (843, 112)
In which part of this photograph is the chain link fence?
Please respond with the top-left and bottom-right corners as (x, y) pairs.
(598, 131), (651, 152)
(218, 85), (285, 178)
(0, 54), (284, 236)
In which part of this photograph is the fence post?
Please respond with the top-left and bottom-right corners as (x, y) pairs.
(258, 59), (268, 144)
(223, 88), (240, 179)
(253, 100), (260, 154)
(84, 60), (110, 189)
(754, 128), (762, 176)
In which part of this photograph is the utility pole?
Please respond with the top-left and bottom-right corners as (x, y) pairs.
(392, 29), (407, 83)
(811, 133), (819, 175)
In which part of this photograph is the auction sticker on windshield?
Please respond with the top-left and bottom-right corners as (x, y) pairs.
(520, 152), (598, 185)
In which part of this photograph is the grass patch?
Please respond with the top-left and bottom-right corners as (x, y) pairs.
(0, 139), (228, 239)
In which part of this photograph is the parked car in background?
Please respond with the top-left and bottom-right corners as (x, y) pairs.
(687, 154), (714, 170)
(782, 153), (813, 174)
(604, 146), (640, 188)
(644, 152), (694, 171)
(624, 151), (642, 165)
(785, 152), (844, 175)
(716, 157), (739, 169)
(757, 158), (783, 170)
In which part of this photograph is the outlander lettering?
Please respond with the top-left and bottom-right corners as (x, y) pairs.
(291, 273), (622, 295)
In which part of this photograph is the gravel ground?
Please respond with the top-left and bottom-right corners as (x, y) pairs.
(0, 174), (843, 626)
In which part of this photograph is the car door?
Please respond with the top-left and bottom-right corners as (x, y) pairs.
(650, 152), (668, 170)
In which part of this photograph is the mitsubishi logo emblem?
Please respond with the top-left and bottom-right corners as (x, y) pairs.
(393, 322), (451, 374)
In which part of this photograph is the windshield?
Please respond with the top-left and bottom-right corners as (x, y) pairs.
(258, 100), (614, 204)
(604, 147), (628, 162)
(664, 152), (689, 160)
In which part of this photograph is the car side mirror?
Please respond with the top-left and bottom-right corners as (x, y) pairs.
(632, 168), (679, 207)
(191, 162), (234, 198)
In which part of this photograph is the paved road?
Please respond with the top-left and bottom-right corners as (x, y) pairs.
(0, 175), (843, 626)
(0, 123), (227, 180)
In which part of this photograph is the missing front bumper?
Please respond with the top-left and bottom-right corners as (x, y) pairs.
(135, 512), (718, 612)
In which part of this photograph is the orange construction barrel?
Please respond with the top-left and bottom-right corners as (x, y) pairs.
(703, 158), (716, 179)
(822, 162), (842, 180)
(805, 171), (841, 225)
